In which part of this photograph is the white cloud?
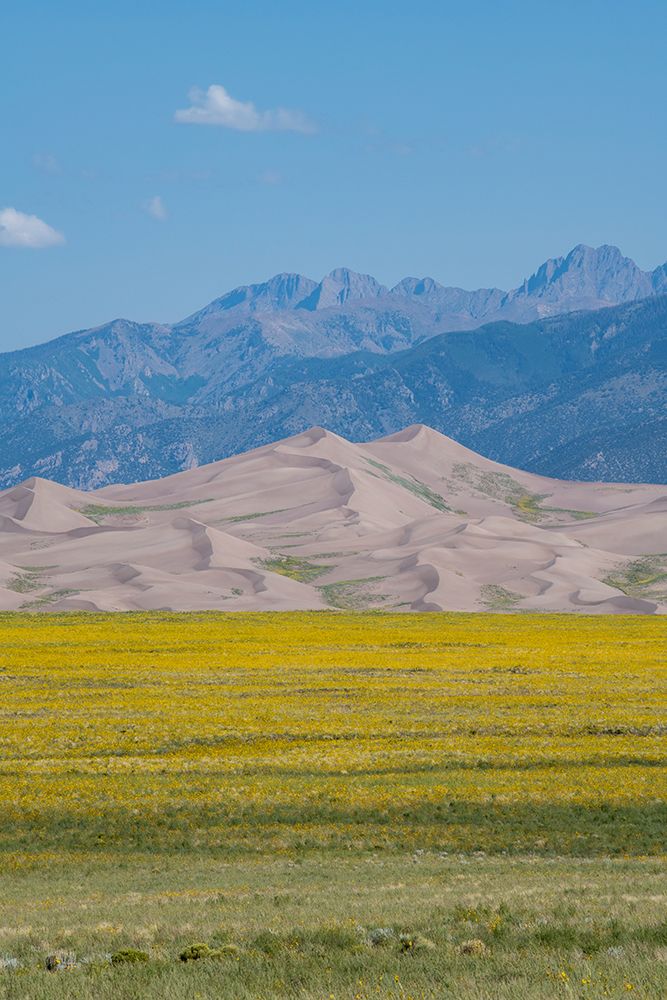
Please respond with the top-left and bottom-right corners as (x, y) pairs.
(174, 84), (315, 134)
(0, 207), (65, 248)
(145, 195), (167, 221)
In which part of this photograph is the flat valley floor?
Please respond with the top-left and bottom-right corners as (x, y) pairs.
(0, 611), (665, 998)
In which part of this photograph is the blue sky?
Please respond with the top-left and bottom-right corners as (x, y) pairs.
(2, 0), (666, 350)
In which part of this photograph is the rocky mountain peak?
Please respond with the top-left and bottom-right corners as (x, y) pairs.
(391, 276), (444, 298)
(181, 272), (318, 321)
(297, 268), (388, 311)
(511, 243), (654, 308)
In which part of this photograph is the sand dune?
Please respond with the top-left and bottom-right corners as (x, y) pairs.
(0, 478), (95, 533)
(0, 424), (664, 613)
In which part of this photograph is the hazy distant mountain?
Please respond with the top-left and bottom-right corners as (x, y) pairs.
(1, 245), (666, 488)
(499, 243), (667, 316)
(238, 296), (666, 485)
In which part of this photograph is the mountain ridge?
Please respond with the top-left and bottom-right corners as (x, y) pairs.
(175, 243), (667, 320)
(1, 244), (666, 489)
(7, 243), (667, 360)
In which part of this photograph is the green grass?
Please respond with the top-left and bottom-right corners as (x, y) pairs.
(0, 855), (665, 998)
(5, 569), (45, 593)
(450, 463), (596, 523)
(542, 506), (597, 521)
(0, 612), (665, 998)
(5, 568), (80, 608)
(319, 576), (390, 609)
(451, 462), (543, 520)
(218, 508), (290, 524)
(5, 565), (59, 594)
(603, 555), (667, 600)
(259, 555), (332, 584)
(365, 459), (451, 512)
(479, 584), (523, 610)
(77, 499), (213, 523)
(19, 587), (80, 609)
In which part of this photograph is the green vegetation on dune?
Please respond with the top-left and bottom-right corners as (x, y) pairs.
(451, 462), (596, 523)
(4, 567), (81, 609)
(77, 498), (213, 523)
(259, 554), (332, 583)
(451, 462), (545, 521)
(365, 458), (451, 511)
(19, 587), (80, 609)
(604, 555), (667, 601)
(479, 584), (523, 610)
(5, 567), (46, 593)
(543, 506), (597, 520)
(218, 508), (290, 524)
(319, 576), (390, 608)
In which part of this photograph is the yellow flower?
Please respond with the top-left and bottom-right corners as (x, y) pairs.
(0, 611), (663, 859)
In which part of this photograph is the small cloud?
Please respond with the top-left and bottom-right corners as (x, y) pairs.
(175, 84), (315, 134)
(259, 169), (283, 186)
(145, 195), (167, 221)
(32, 152), (60, 174)
(0, 207), (65, 248)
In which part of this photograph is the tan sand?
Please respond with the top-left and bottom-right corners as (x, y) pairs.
(0, 424), (664, 613)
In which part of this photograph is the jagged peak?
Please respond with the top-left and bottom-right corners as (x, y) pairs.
(563, 243), (641, 271)
(391, 276), (443, 296)
(652, 262), (667, 291)
(262, 272), (318, 301)
(326, 266), (382, 286)
(176, 272), (319, 322)
(171, 244), (667, 328)
(510, 243), (655, 302)
(390, 278), (505, 314)
(297, 268), (388, 311)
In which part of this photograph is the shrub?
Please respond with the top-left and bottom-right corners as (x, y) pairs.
(111, 948), (149, 965)
(399, 933), (436, 954)
(180, 942), (213, 962)
(307, 926), (364, 952)
(458, 938), (488, 956)
(179, 942), (234, 962)
(252, 931), (282, 956)
(45, 952), (77, 971)
(216, 944), (240, 958)
(368, 927), (394, 947)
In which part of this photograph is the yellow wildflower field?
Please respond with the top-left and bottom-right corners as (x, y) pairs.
(0, 611), (664, 861)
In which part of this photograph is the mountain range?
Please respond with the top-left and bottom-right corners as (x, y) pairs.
(1, 424), (664, 614)
(2, 243), (666, 488)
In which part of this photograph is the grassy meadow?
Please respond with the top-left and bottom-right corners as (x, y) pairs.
(0, 611), (665, 998)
